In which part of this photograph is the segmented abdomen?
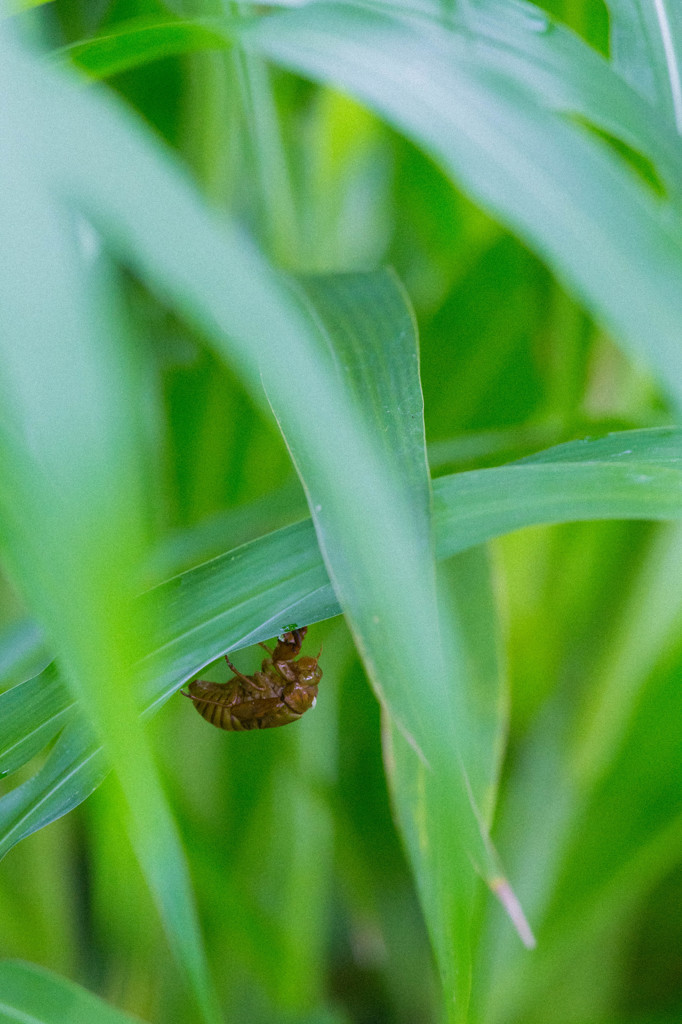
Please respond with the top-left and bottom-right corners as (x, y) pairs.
(187, 681), (251, 731)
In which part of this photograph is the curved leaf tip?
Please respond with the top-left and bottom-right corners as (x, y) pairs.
(490, 876), (536, 949)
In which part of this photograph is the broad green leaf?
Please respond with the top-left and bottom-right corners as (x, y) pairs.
(242, 4), (682, 415)
(462, 2), (682, 206)
(434, 428), (682, 559)
(607, 0), (682, 131)
(0, 959), (149, 1024)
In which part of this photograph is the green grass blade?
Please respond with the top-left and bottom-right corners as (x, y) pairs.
(2, 426), (680, 732)
(243, 4), (682, 414)
(142, 519), (337, 705)
(435, 428), (682, 559)
(0, 721), (105, 859)
(0, 517), (337, 806)
(0, 960), (150, 1024)
(0, 664), (74, 778)
(269, 272), (525, 1017)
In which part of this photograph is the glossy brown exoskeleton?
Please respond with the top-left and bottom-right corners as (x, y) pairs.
(181, 627), (322, 731)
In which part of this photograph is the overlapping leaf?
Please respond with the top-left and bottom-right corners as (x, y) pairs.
(2, 425), (681, 843)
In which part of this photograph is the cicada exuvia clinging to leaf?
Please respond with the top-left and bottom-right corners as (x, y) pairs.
(181, 627), (322, 731)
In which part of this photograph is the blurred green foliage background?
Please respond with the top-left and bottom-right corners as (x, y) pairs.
(1, 1), (682, 1023)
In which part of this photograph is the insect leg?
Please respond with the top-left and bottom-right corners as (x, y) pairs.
(180, 681), (216, 698)
(224, 656), (255, 685)
(274, 661), (297, 682)
(259, 642), (274, 656)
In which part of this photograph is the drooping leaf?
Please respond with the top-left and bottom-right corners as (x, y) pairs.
(242, 3), (682, 414)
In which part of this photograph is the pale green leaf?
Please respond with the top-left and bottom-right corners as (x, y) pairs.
(0, 25), (219, 1024)
(57, 7), (682, 209)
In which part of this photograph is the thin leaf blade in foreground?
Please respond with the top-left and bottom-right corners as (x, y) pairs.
(0, 29), (219, 1024)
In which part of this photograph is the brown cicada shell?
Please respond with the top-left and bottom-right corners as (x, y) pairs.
(181, 627), (322, 731)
